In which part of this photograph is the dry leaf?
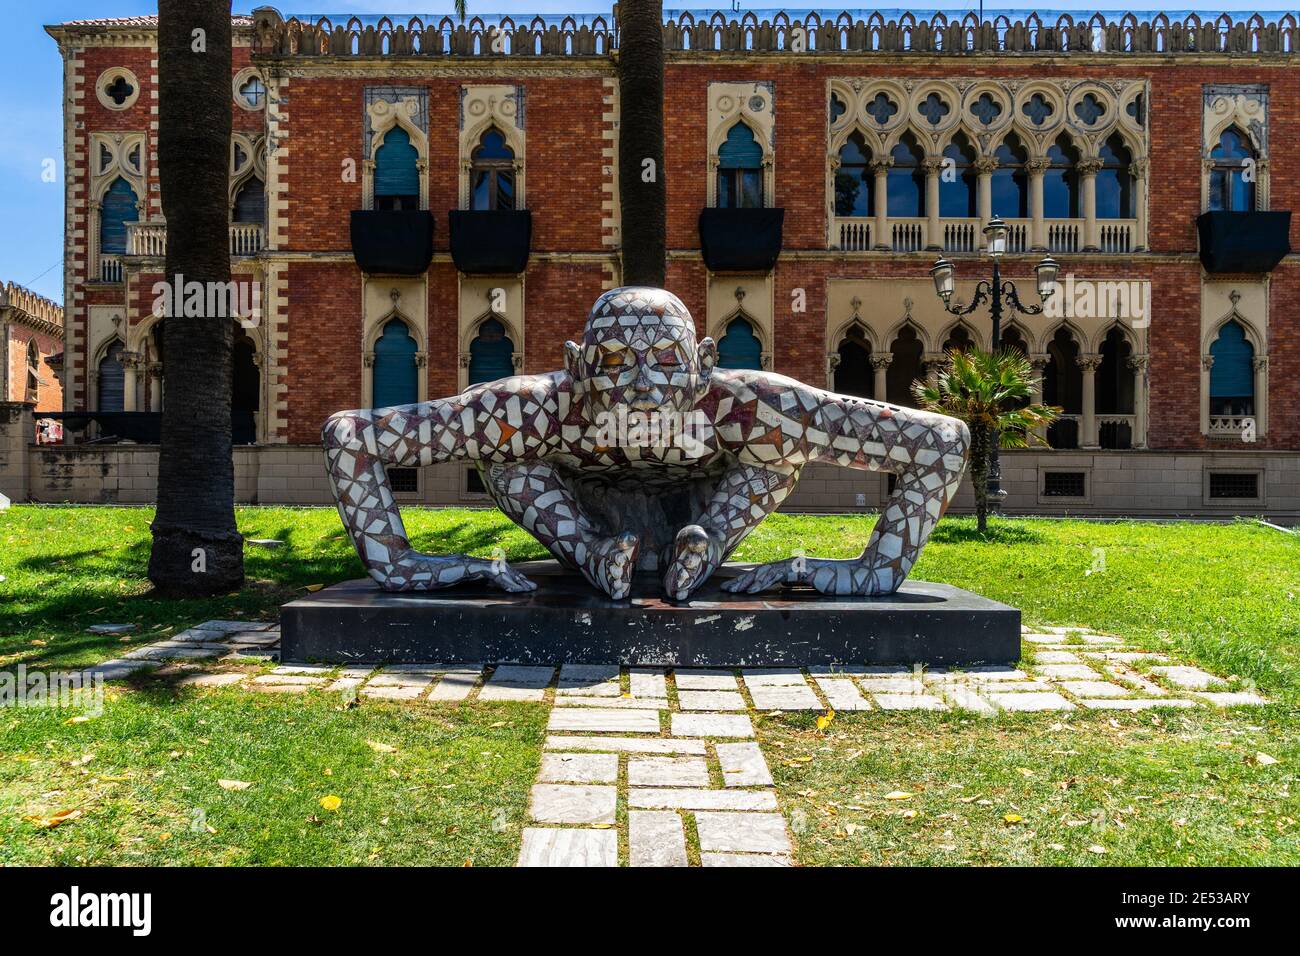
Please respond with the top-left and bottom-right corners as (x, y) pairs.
(25, 808), (82, 829)
(1251, 752), (1279, 766)
(1003, 813), (1023, 824)
(816, 708), (836, 731)
(884, 791), (913, 800)
(218, 779), (252, 791)
(320, 794), (342, 811)
(367, 741), (398, 754)
(901, 810), (918, 820)
(1017, 768), (1035, 777)
(304, 584), (325, 592)
(64, 715), (93, 725)
(1088, 844), (1108, 854)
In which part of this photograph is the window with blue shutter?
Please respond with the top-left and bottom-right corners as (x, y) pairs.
(717, 318), (763, 370)
(98, 340), (126, 411)
(371, 320), (418, 408)
(468, 317), (515, 384)
(716, 122), (764, 209)
(234, 177), (265, 223)
(99, 178), (139, 255)
(374, 127), (420, 211)
(1209, 320), (1255, 416)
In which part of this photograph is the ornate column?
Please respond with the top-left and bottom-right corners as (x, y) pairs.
(1078, 158), (1103, 252)
(1029, 353), (1050, 443)
(1254, 355), (1269, 438)
(922, 351), (947, 386)
(871, 158), (892, 251)
(119, 351), (142, 412)
(1127, 354), (1149, 448)
(923, 158), (942, 251)
(1027, 158), (1048, 251)
(1077, 353), (1102, 448)
(147, 363), (163, 413)
(1131, 158), (1149, 251)
(975, 158), (996, 249)
(870, 352), (893, 402)
(826, 352), (841, 391)
(1200, 354), (1214, 436)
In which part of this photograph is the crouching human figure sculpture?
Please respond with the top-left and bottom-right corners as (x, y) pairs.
(324, 287), (969, 601)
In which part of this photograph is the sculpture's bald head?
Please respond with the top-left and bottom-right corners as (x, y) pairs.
(565, 287), (715, 418)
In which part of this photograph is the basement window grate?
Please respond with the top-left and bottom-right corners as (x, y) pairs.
(1209, 472), (1259, 500)
(1042, 471), (1086, 498)
(388, 467), (419, 494)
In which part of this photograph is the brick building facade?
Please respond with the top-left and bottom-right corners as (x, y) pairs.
(18, 8), (1299, 515)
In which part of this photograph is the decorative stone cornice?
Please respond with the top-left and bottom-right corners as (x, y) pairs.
(0, 282), (64, 340)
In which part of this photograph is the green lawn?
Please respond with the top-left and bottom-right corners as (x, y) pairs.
(2, 506), (1297, 866)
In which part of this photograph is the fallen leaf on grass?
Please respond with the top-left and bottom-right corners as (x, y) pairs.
(304, 584), (325, 592)
(320, 794), (342, 811)
(366, 741), (399, 754)
(816, 708), (836, 731)
(64, 715), (94, 725)
(217, 779), (253, 791)
(1003, 814), (1024, 824)
(884, 791), (914, 801)
(25, 809), (82, 829)
(1017, 768), (1035, 778)
(1088, 845), (1108, 855)
(1251, 752), (1279, 766)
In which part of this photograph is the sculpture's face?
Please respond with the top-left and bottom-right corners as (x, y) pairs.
(569, 288), (714, 421)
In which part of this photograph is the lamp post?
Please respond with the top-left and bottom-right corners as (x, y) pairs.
(928, 216), (1060, 505)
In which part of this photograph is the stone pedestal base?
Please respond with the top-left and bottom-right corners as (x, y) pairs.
(281, 561), (1019, 667)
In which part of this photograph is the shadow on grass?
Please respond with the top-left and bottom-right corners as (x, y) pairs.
(929, 522), (1046, 545)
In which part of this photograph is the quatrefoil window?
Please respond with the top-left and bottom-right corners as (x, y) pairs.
(1074, 93), (1106, 125)
(1022, 93), (1054, 127)
(105, 76), (134, 107)
(830, 93), (847, 123)
(1126, 94), (1145, 127)
(865, 92), (898, 126)
(971, 93), (1002, 126)
(919, 93), (950, 126)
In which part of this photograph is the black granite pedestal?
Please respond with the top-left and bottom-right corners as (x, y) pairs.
(280, 561), (1019, 667)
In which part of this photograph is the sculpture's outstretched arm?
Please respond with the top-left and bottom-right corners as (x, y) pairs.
(322, 376), (561, 592)
(663, 462), (801, 600)
(719, 377), (969, 596)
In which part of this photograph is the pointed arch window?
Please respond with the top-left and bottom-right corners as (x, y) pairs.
(990, 134), (1029, 219)
(716, 122), (764, 209)
(468, 317), (515, 385)
(717, 317), (763, 370)
(26, 340), (40, 401)
(1097, 134), (1135, 219)
(1097, 327), (1135, 448)
(939, 133), (977, 217)
(99, 177), (139, 255)
(233, 176), (265, 224)
(833, 327), (873, 399)
(374, 126), (420, 211)
(1209, 321), (1254, 417)
(371, 319), (419, 407)
(1044, 328), (1083, 448)
(887, 133), (925, 217)
(1043, 135), (1080, 219)
(886, 325), (925, 406)
(97, 341), (126, 412)
(470, 128), (516, 211)
(1208, 127), (1256, 213)
(834, 132), (874, 218)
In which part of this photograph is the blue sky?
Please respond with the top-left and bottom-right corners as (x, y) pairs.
(0, 1), (1281, 303)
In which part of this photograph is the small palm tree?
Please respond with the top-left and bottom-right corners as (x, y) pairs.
(913, 348), (1061, 532)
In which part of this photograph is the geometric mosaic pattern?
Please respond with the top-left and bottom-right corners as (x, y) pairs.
(322, 287), (971, 599)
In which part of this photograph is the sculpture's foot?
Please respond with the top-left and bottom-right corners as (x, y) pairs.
(663, 525), (721, 601)
(368, 550), (538, 593)
(721, 557), (901, 596)
(582, 532), (639, 600)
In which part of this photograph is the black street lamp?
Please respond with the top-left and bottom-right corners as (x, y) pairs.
(928, 216), (1060, 505)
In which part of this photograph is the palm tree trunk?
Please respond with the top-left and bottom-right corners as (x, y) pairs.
(148, 0), (244, 595)
(616, 0), (666, 287)
(970, 423), (991, 533)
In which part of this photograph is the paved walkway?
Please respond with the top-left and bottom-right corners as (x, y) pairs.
(78, 621), (1269, 866)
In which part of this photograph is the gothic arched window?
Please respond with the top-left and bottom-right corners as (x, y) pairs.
(716, 122), (764, 209)
(834, 132), (874, 217)
(1208, 127), (1255, 213)
(374, 126), (420, 211)
(372, 320), (418, 408)
(470, 128), (516, 211)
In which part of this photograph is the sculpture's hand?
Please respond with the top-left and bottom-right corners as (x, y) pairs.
(722, 557), (888, 596)
(663, 525), (723, 601)
(465, 556), (538, 593)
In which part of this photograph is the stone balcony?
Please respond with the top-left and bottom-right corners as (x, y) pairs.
(125, 221), (265, 258)
(832, 216), (1137, 254)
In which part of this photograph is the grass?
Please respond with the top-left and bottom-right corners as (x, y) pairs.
(2, 505), (1297, 865)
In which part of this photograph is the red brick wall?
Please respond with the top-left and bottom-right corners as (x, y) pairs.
(285, 262), (362, 442)
(6, 326), (63, 409)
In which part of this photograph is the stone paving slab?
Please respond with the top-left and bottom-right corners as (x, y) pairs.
(1152, 665), (1225, 691)
(548, 708), (662, 733)
(747, 683), (822, 711)
(553, 695), (669, 710)
(539, 752), (619, 784)
(872, 693), (949, 711)
(629, 811), (689, 867)
(716, 742), (774, 787)
(628, 756), (710, 788)
(629, 668), (668, 699)
(678, 690), (747, 711)
(546, 735), (706, 755)
(519, 828), (617, 867)
(670, 713), (755, 738)
(813, 678), (871, 711)
(479, 665), (555, 701)
(673, 670), (739, 691)
(362, 684), (427, 701)
(428, 671), (481, 701)
(741, 668), (807, 686)
(557, 664), (622, 696)
(1079, 697), (1196, 710)
(627, 788), (778, 811)
(695, 811), (792, 854)
(529, 784), (617, 825)
(1196, 691), (1269, 707)
(987, 691), (1075, 712)
(1035, 664), (1103, 680)
(700, 852), (793, 867)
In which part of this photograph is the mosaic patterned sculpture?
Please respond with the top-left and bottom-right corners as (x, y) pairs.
(324, 287), (970, 601)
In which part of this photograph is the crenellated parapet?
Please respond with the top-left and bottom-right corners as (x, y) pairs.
(0, 283), (64, 339)
(243, 8), (1300, 59)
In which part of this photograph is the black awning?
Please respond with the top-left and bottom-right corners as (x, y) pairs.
(350, 210), (435, 275)
(1197, 211), (1292, 273)
(448, 210), (533, 275)
(698, 207), (784, 273)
